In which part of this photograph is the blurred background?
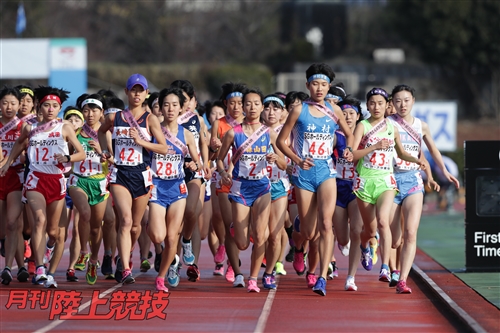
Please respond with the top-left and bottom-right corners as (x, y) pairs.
(1, 0), (499, 201)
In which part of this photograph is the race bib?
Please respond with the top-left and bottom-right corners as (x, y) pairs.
(152, 153), (182, 180)
(302, 132), (332, 160)
(115, 138), (143, 166)
(238, 154), (266, 180)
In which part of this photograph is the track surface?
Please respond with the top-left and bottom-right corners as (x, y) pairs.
(1, 239), (481, 333)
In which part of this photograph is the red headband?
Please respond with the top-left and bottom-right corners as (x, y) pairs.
(39, 94), (62, 105)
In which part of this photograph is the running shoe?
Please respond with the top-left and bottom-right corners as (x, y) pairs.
(312, 277), (327, 296)
(121, 269), (135, 284)
(389, 270), (400, 287)
(17, 267), (29, 282)
(66, 268), (79, 282)
(148, 250), (153, 259)
(261, 258), (267, 268)
(43, 244), (55, 265)
(24, 240), (31, 259)
(214, 244), (226, 264)
(44, 275), (58, 288)
(35, 266), (47, 283)
(225, 261), (235, 283)
(86, 262), (98, 285)
(327, 261), (339, 280)
(154, 248), (163, 273)
(262, 274), (276, 290)
(167, 254), (180, 287)
(344, 276), (358, 291)
(28, 260), (35, 275)
(293, 249), (306, 276)
(213, 264), (224, 276)
(187, 264), (200, 282)
(247, 279), (260, 292)
(338, 240), (350, 257)
(233, 274), (245, 288)
(360, 246), (373, 271)
(379, 268), (391, 282)
(181, 239), (195, 265)
(1, 268), (12, 285)
(75, 253), (89, 271)
(0, 239), (4, 257)
(140, 259), (151, 272)
(396, 280), (412, 294)
(275, 262), (287, 276)
(101, 254), (113, 277)
(114, 256), (123, 283)
(285, 246), (295, 262)
(155, 276), (168, 292)
(306, 272), (317, 288)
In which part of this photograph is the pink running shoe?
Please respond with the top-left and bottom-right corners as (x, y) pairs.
(213, 264), (224, 276)
(306, 273), (317, 288)
(24, 240), (31, 259)
(293, 250), (305, 275)
(225, 261), (235, 283)
(396, 280), (412, 294)
(155, 277), (168, 292)
(247, 279), (260, 293)
(214, 244), (226, 264)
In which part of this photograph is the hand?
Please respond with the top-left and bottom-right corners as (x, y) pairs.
(426, 178), (441, 192)
(376, 139), (389, 150)
(210, 137), (222, 150)
(88, 140), (102, 155)
(298, 157), (315, 170)
(203, 164), (212, 179)
(186, 161), (198, 172)
(54, 153), (69, 163)
(343, 148), (353, 162)
(0, 163), (9, 177)
(445, 171), (460, 189)
(266, 153), (278, 164)
(129, 128), (143, 145)
(220, 171), (232, 186)
(286, 164), (294, 176)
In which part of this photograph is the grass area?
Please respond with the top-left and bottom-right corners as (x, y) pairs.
(418, 211), (500, 308)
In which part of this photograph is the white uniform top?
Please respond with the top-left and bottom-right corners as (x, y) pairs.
(27, 122), (69, 175)
(388, 116), (422, 173)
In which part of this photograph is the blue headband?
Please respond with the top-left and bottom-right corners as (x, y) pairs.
(340, 104), (359, 114)
(263, 96), (284, 108)
(226, 92), (243, 100)
(307, 74), (331, 83)
(326, 94), (343, 102)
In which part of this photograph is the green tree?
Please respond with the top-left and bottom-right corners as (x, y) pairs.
(388, 0), (500, 119)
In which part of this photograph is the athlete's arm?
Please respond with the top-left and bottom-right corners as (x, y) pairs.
(209, 119), (221, 160)
(334, 105), (354, 162)
(131, 114), (168, 155)
(394, 127), (423, 167)
(268, 130), (287, 171)
(198, 116), (211, 177)
(352, 122), (378, 162)
(422, 121), (460, 188)
(0, 124), (30, 173)
(184, 129), (200, 171)
(57, 123), (85, 163)
(216, 128), (234, 186)
(98, 113), (115, 159)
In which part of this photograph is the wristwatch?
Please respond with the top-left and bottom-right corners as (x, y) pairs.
(65, 155), (71, 163)
(346, 146), (353, 153)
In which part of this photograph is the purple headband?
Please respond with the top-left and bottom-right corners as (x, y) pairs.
(366, 88), (389, 101)
(340, 104), (359, 113)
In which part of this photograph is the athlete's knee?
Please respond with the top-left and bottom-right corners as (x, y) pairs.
(404, 229), (417, 244)
(78, 207), (91, 224)
(234, 236), (249, 251)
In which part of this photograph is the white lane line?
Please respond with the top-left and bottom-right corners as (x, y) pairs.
(412, 263), (487, 333)
(33, 272), (143, 333)
(254, 276), (279, 333)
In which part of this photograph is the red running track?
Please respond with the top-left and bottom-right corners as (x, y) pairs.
(0, 240), (484, 333)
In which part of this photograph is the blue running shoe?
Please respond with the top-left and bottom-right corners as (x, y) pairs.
(167, 254), (180, 287)
(181, 239), (195, 265)
(360, 246), (373, 271)
(262, 274), (277, 290)
(312, 277), (327, 296)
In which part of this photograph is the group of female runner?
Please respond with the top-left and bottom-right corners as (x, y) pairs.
(0, 63), (459, 296)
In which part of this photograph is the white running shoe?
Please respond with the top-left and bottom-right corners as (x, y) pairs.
(181, 240), (195, 265)
(338, 240), (350, 257)
(345, 276), (357, 291)
(167, 254), (180, 287)
(44, 275), (58, 288)
(233, 274), (245, 288)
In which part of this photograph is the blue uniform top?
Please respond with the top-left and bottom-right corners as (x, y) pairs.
(151, 124), (186, 180)
(232, 124), (271, 180)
